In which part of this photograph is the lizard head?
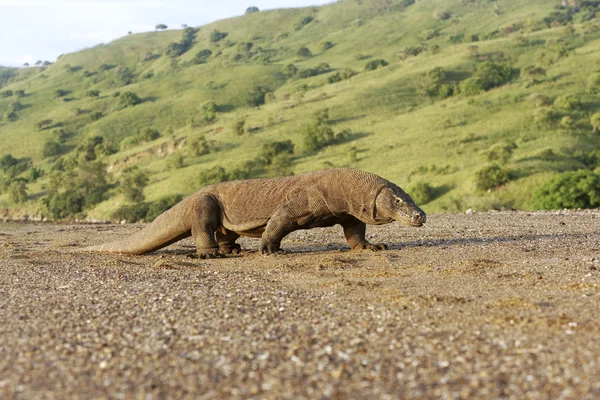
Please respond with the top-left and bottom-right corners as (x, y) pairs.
(374, 186), (426, 227)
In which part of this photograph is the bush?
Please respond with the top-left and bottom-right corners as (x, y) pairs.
(246, 6), (260, 14)
(296, 47), (312, 57)
(459, 77), (484, 95)
(1, 90), (13, 98)
(553, 94), (582, 111)
(245, 86), (270, 107)
(297, 63), (330, 79)
(0, 154), (19, 172)
(408, 182), (435, 205)
(90, 111), (103, 122)
(283, 64), (298, 78)
(116, 92), (142, 109)
(188, 136), (212, 156)
(166, 154), (184, 170)
(487, 142), (517, 164)
(3, 111), (18, 122)
(475, 61), (514, 90)
(295, 16), (313, 30)
(193, 49), (212, 64)
(259, 140), (295, 165)
(120, 168), (149, 202)
(139, 127), (160, 141)
(55, 89), (69, 98)
(322, 41), (334, 51)
(591, 112), (600, 133)
(8, 181), (27, 204)
(199, 166), (231, 186)
(533, 170), (600, 210)
(85, 89), (100, 98)
(210, 30), (228, 42)
(45, 191), (86, 219)
(15, 90), (25, 98)
(234, 118), (246, 136)
(302, 109), (335, 152)
(327, 69), (356, 84)
(145, 195), (184, 221)
(111, 203), (150, 223)
(475, 164), (511, 191)
(364, 59), (389, 71)
(587, 72), (600, 93)
(42, 140), (62, 158)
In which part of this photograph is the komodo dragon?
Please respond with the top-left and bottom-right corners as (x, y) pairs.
(83, 168), (426, 256)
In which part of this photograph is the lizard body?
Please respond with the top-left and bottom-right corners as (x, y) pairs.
(83, 168), (426, 255)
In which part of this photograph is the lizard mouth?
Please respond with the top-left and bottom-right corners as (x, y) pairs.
(396, 211), (426, 227)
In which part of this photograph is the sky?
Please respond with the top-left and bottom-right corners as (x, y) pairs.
(0, 0), (332, 67)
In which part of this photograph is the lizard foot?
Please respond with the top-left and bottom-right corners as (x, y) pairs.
(259, 240), (284, 255)
(188, 249), (223, 259)
(219, 243), (243, 255)
(352, 242), (388, 252)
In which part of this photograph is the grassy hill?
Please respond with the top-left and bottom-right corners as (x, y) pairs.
(1, 0), (600, 221)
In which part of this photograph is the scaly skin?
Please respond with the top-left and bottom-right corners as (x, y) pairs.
(82, 168), (426, 255)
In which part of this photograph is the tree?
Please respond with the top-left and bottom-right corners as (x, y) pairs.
(115, 66), (133, 85)
(302, 109), (335, 152)
(246, 6), (259, 13)
(245, 86), (270, 107)
(364, 59), (389, 71)
(155, 24), (168, 30)
(3, 111), (18, 122)
(259, 140), (295, 165)
(193, 49), (212, 64)
(42, 140), (62, 158)
(283, 64), (298, 78)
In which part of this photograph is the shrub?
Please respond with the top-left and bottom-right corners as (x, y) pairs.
(45, 191), (86, 219)
(0, 154), (19, 172)
(295, 16), (313, 30)
(534, 108), (558, 127)
(166, 154), (184, 170)
(155, 24), (168, 30)
(188, 136), (212, 156)
(475, 61), (514, 90)
(139, 127), (160, 141)
(116, 92), (142, 109)
(553, 94), (582, 111)
(234, 118), (246, 136)
(3, 111), (18, 122)
(434, 10), (451, 20)
(85, 89), (100, 98)
(1, 90), (13, 98)
(193, 49), (212, 64)
(283, 64), (298, 78)
(35, 119), (53, 130)
(245, 86), (270, 107)
(90, 111), (103, 122)
(8, 181), (27, 204)
(408, 181), (435, 205)
(210, 30), (228, 42)
(297, 47), (312, 57)
(459, 77), (484, 95)
(587, 72), (600, 93)
(486, 142), (517, 164)
(475, 164), (511, 191)
(259, 140), (295, 165)
(364, 59), (389, 71)
(327, 69), (356, 84)
(199, 166), (230, 186)
(591, 112), (600, 133)
(532, 170), (600, 210)
(302, 109), (334, 152)
(145, 195), (184, 221)
(322, 41), (334, 51)
(120, 167), (149, 202)
(246, 6), (260, 14)
(55, 89), (69, 98)
(521, 65), (546, 84)
(297, 63), (330, 79)
(111, 203), (150, 223)
(15, 90), (25, 98)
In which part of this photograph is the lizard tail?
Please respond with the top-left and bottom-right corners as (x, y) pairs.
(81, 199), (194, 254)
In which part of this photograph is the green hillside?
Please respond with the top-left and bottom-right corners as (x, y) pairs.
(1, 0), (600, 221)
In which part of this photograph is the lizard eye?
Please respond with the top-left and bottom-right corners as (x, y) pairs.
(394, 198), (402, 204)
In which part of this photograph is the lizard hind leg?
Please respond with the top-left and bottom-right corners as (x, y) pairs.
(190, 195), (222, 259)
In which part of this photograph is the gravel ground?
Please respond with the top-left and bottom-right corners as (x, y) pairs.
(1, 210), (599, 399)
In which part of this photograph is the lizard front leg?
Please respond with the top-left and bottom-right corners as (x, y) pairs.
(190, 194), (221, 258)
(341, 218), (387, 251)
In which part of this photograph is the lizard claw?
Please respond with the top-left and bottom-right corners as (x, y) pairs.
(352, 242), (388, 252)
